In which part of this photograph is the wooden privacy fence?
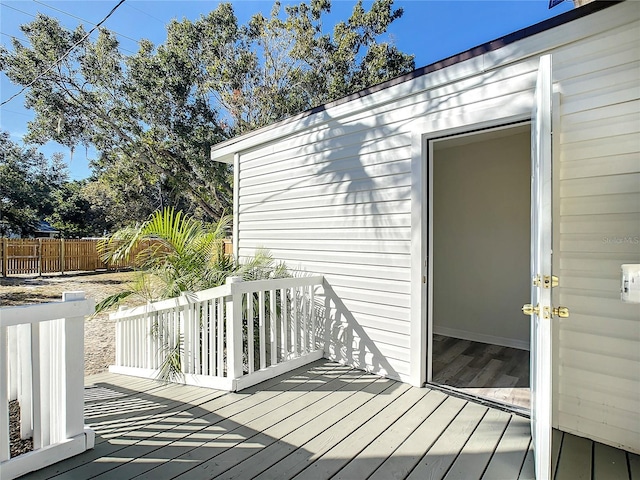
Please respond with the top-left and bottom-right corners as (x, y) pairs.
(0, 238), (232, 277)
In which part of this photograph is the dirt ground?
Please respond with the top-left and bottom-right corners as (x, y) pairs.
(1, 270), (139, 376)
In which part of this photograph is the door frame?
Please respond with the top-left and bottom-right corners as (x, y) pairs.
(424, 121), (532, 386)
(409, 111), (531, 388)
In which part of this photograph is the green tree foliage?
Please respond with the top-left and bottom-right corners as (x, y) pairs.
(47, 179), (115, 237)
(0, 0), (414, 221)
(0, 131), (67, 236)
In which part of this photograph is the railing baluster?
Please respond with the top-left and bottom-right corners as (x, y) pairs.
(31, 320), (43, 450)
(247, 293), (254, 374)
(182, 301), (189, 374)
(270, 289), (277, 366)
(194, 302), (201, 375)
(146, 313), (153, 370)
(201, 302), (208, 376)
(303, 286), (308, 354)
(292, 286), (298, 356)
(310, 285), (316, 351)
(280, 288), (287, 361)
(217, 298), (224, 376)
(208, 300), (215, 376)
(259, 291), (266, 370)
(18, 324), (33, 439)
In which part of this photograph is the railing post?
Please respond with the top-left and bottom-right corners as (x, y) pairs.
(225, 276), (243, 381)
(62, 292), (93, 443)
(0, 323), (9, 461)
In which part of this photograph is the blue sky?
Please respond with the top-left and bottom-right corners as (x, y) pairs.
(0, 0), (574, 181)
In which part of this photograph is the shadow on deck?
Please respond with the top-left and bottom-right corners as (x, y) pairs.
(17, 360), (637, 480)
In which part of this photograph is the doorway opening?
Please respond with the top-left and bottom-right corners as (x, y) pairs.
(428, 123), (531, 410)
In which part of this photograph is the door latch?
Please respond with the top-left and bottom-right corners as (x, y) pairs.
(533, 275), (558, 288)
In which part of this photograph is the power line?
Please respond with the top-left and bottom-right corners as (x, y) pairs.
(123, 2), (165, 25)
(2, 2), (136, 55)
(0, 32), (28, 45)
(0, 108), (34, 118)
(32, 0), (141, 45)
(1, 0), (128, 107)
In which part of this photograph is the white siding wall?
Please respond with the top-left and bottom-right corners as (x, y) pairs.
(230, 1), (639, 451)
(238, 118), (415, 380)
(552, 13), (640, 453)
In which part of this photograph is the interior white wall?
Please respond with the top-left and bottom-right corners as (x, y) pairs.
(432, 128), (531, 350)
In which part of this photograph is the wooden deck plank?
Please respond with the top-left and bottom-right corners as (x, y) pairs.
(292, 385), (429, 479)
(443, 407), (512, 479)
(93, 364), (364, 479)
(210, 373), (386, 480)
(629, 451), (640, 480)
(332, 389), (448, 480)
(554, 432), (592, 480)
(368, 395), (467, 480)
(74, 363), (350, 480)
(518, 439), (536, 480)
(237, 380), (408, 480)
(593, 441), (629, 480)
(406, 401), (488, 480)
(551, 428), (563, 478)
(213, 378), (397, 480)
(481, 415), (531, 479)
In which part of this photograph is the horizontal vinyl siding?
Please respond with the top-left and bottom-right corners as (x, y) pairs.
(553, 16), (640, 453)
(237, 114), (414, 379)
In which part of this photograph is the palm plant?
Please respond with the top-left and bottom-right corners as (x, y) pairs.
(97, 207), (232, 307)
(96, 207), (289, 382)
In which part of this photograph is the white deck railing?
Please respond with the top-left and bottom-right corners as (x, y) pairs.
(0, 292), (95, 480)
(109, 276), (325, 391)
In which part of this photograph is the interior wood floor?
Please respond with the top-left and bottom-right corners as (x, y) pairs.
(431, 334), (531, 410)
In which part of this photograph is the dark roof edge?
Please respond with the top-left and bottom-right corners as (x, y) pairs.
(212, 0), (622, 152)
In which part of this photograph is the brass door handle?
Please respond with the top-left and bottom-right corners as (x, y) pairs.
(553, 306), (570, 318)
(522, 304), (539, 316)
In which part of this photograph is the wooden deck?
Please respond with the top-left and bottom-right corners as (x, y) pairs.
(18, 360), (639, 480)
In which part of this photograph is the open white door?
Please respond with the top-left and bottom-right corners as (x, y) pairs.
(529, 54), (553, 480)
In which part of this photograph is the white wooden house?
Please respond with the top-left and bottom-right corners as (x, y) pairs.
(212, 2), (639, 478)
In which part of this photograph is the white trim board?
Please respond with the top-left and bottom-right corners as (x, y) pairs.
(433, 326), (530, 352)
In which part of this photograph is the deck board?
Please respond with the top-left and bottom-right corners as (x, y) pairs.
(16, 359), (634, 480)
(443, 407), (512, 479)
(481, 414), (531, 479)
(332, 389), (446, 480)
(593, 442), (628, 480)
(407, 401), (488, 479)
(293, 384), (428, 479)
(555, 433), (592, 480)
